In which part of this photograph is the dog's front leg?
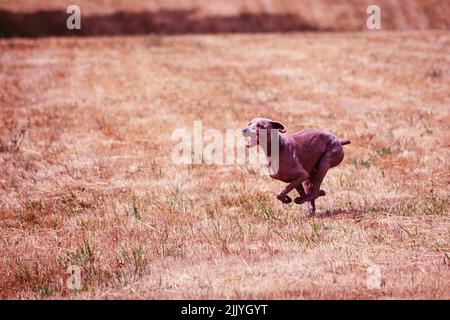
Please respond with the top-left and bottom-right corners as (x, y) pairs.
(294, 190), (326, 204)
(295, 185), (307, 198)
(276, 172), (309, 204)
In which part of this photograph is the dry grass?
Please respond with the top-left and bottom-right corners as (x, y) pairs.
(0, 31), (449, 299)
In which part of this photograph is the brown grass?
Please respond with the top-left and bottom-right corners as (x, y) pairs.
(0, 31), (449, 299)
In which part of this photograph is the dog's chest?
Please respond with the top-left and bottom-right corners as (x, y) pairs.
(267, 157), (298, 183)
(269, 169), (293, 183)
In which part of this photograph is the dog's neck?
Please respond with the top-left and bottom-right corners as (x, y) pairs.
(260, 132), (285, 158)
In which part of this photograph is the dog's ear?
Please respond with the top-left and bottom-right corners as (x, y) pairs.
(270, 120), (286, 133)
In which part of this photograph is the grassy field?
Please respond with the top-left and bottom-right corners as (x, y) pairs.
(0, 31), (449, 299)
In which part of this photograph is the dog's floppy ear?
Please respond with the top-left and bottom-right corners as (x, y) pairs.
(270, 120), (286, 133)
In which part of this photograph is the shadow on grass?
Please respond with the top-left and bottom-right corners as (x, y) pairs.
(316, 208), (366, 220)
(0, 8), (330, 38)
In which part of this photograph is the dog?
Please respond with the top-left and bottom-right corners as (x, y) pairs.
(242, 118), (350, 216)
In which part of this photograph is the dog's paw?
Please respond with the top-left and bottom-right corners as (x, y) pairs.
(294, 196), (306, 205)
(294, 190), (326, 204)
(276, 194), (292, 204)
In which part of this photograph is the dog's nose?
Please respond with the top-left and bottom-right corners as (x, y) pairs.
(242, 128), (248, 136)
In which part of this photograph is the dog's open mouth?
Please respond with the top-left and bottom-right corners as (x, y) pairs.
(245, 133), (259, 148)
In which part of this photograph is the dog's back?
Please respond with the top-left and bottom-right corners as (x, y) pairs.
(286, 129), (336, 173)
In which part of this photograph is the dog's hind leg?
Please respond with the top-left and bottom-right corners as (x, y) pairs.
(308, 199), (316, 216)
(304, 182), (317, 216)
(295, 139), (343, 206)
(296, 184), (316, 216)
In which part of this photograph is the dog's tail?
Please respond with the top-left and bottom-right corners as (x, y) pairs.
(340, 140), (351, 146)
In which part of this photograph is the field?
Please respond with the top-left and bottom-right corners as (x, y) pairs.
(1, 1), (450, 300)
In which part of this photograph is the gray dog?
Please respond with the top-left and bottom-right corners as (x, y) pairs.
(242, 118), (350, 216)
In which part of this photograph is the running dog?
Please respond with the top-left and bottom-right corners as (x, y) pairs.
(242, 118), (350, 216)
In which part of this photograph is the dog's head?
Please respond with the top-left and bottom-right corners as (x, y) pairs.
(242, 118), (286, 148)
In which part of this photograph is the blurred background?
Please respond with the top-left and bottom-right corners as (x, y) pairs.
(1, 0), (450, 37)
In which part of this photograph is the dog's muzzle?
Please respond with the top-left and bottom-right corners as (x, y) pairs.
(242, 128), (258, 148)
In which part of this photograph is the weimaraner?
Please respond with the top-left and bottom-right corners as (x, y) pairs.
(242, 118), (350, 216)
